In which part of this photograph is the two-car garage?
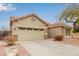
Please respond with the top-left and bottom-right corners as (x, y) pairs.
(18, 27), (45, 40)
(10, 14), (48, 41)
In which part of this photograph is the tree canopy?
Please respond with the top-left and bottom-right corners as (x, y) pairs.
(59, 4), (79, 33)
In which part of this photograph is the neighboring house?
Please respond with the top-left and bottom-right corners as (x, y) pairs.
(0, 30), (2, 40)
(0, 30), (11, 40)
(10, 14), (48, 41)
(10, 14), (79, 41)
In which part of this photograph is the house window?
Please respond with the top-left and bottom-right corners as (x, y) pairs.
(14, 28), (16, 30)
(31, 17), (35, 22)
(32, 28), (44, 31)
(27, 28), (32, 30)
(39, 29), (44, 31)
(33, 28), (38, 30)
(66, 29), (70, 36)
(18, 27), (26, 30)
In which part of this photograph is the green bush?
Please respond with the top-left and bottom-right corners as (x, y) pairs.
(73, 28), (79, 33)
(73, 29), (77, 33)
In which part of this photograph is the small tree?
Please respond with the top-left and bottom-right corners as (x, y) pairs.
(73, 18), (79, 33)
(59, 4), (79, 33)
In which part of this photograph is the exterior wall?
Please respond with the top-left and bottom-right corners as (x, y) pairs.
(63, 28), (72, 39)
(62, 28), (66, 37)
(72, 33), (79, 39)
(48, 27), (64, 38)
(49, 26), (79, 39)
(12, 16), (47, 35)
(11, 16), (47, 40)
(48, 27), (72, 39)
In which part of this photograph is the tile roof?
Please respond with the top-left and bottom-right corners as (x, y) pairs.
(47, 23), (71, 29)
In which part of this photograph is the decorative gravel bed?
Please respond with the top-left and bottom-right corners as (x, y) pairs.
(56, 39), (79, 46)
(0, 43), (31, 56)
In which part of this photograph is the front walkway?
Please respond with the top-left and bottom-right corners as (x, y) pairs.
(19, 39), (79, 56)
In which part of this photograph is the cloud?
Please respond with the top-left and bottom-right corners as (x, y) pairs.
(0, 3), (16, 11)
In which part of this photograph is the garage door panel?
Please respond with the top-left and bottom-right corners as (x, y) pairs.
(18, 30), (45, 41)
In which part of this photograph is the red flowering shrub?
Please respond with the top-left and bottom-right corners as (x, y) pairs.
(54, 35), (63, 41)
(4, 35), (17, 46)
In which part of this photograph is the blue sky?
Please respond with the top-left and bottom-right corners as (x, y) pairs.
(0, 3), (66, 29)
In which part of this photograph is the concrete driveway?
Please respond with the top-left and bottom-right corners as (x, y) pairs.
(19, 39), (79, 56)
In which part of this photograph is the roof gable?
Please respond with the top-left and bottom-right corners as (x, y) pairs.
(10, 14), (49, 26)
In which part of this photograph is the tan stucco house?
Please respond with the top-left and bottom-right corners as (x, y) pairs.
(10, 14), (48, 40)
(10, 14), (78, 41)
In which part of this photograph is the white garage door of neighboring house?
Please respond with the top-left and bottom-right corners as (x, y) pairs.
(17, 27), (45, 41)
